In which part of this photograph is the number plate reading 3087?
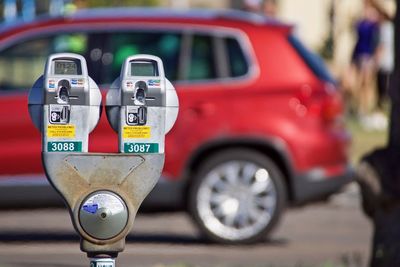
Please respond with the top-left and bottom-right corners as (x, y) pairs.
(47, 141), (82, 152)
(124, 143), (159, 153)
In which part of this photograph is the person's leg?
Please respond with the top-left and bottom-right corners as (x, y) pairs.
(376, 69), (386, 110)
(359, 57), (376, 116)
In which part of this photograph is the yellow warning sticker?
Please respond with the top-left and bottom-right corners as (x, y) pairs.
(123, 126), (151, 139)
(47, 125), (75, 138)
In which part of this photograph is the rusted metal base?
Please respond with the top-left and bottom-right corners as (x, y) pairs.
(42, 152), (164, 255)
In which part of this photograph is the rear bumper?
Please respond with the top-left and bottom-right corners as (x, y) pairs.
(291, 166), (354, 204)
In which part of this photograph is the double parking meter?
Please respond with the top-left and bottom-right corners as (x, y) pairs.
(28, 53), (179, 266)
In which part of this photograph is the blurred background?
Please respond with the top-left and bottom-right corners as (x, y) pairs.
(1, 0), (395, 162)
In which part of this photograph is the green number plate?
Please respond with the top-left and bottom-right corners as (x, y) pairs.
(124, 143), (159, 153)
(47, 141), (82, 152)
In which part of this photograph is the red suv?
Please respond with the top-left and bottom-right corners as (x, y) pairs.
(0, 8), (351, 244)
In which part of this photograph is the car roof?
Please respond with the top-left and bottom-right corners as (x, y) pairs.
(0, 7), (291, 34)
(72, 7), (283, 25)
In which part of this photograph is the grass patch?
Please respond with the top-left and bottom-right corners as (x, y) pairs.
(346, 117), (388, 164)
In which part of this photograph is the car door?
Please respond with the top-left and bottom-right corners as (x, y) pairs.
(166, 31), (254, 177)
(0, 36), (53, 176)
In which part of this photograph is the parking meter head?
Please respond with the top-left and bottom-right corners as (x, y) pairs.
(106, 54), (179, 153)
(28, 53), (102, 152)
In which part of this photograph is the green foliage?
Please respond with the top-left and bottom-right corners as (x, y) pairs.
(346, 117), (388, 164)
(85, 0), (160, 8)
(319, 35), (334, 60)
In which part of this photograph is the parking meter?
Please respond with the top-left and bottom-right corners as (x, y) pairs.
(28, 53), (179, 267)
(28, 53), (101, 152)
(106, 54), (179, 153)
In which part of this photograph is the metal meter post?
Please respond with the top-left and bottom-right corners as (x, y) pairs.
(28, 53), (179, 267)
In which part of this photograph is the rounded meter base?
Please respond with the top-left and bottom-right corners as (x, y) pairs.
(79, 191), (128, 240)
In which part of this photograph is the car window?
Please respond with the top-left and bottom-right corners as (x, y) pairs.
(0, 29), (247, 90)
(0, 33), (95, 91)
(188, 35), (216, 80)
(105, 32), (182, 83)
(288, 35), (336, 84)
(0, 37), (52, 91)
(225, 37), (249, 78)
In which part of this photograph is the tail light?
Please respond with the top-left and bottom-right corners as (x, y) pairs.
(292, 83), (344, 126)
(321, 86), (344, 124)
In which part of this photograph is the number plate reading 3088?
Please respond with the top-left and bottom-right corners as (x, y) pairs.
(47, 141), (82, 152)
(124, 143), (159, 153)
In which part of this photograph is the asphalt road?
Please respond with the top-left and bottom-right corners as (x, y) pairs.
(0, 184), (372, 267)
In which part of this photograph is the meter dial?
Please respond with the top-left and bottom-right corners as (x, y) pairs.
(79, 191), (128, 240)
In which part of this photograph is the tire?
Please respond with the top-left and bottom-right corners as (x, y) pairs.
(188, 148), (287, 244)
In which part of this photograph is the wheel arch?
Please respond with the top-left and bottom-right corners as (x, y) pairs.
(182, 136), (295, 205)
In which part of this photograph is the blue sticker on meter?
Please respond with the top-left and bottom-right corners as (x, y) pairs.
(82, 204), (98, 214)
(48, 80), (55, 89)
(148, 79), (160, 86)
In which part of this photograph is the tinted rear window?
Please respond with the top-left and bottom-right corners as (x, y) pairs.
(288, 35), (336, 84)
(225, 37), (248, 77)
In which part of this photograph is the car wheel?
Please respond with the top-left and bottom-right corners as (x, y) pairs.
(188, 149), (286, 244)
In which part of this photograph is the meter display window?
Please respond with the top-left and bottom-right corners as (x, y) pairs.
(53, 59), (82, 75)
(130, 61), (158, 77)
